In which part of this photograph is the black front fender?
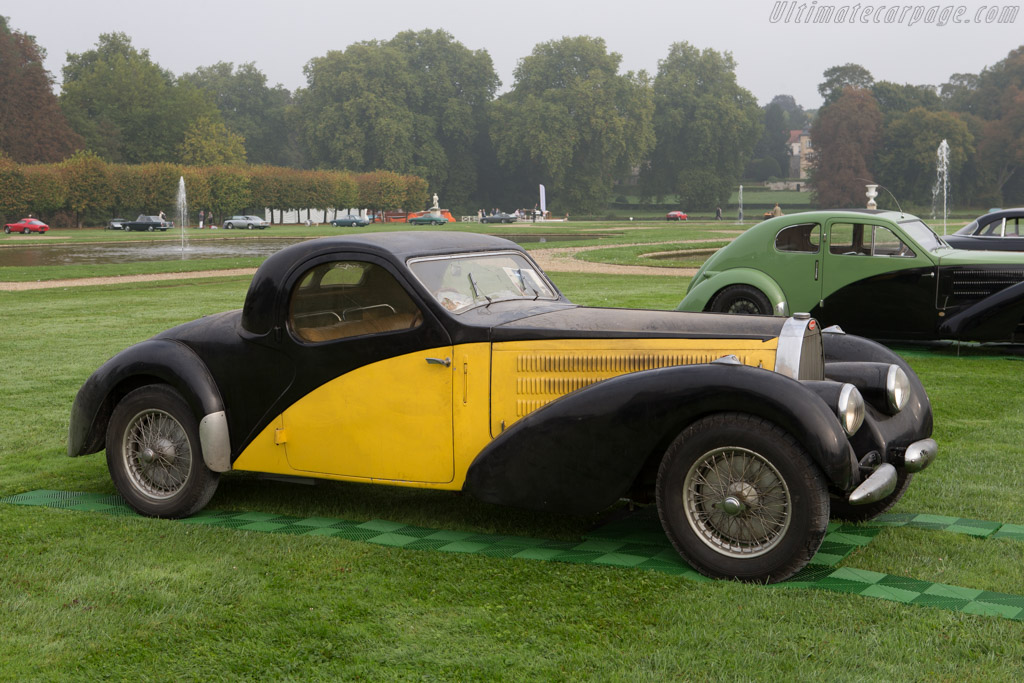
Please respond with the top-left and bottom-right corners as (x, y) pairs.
(938, 279), (1024, 341)
(68, 339), (226, 459)
(463, 363), (855, 515)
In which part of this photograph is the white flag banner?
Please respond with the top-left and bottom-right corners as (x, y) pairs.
(539, 184), (547, 213)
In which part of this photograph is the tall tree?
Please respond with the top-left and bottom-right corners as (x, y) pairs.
(59, 33), (219, 163)
(871, 81), (941, 120)
(179, 62), (296, 166)
(295, 30), (498, 211)
(490, 36), (653, 213)
(178, 116), (247, 166)
(941, 47), (1024, 203)
(818, 63), (874, 107)
(874, 107), (973, 204)
(810, 87), (883, 207)
(642, 43), (761, 209)
(0, 17), (81, 162)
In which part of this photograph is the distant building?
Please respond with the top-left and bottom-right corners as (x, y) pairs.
(788, 129), (812, 179)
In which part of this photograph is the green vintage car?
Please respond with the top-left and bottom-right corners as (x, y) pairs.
(678, 209), (1024, 342)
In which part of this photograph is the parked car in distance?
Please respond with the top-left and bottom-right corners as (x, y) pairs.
(481, 212), (518, 224)
(106, 218), (127, 230)
(122, 215), (172, 232)
(223, 215), (269, 230)
(4, 218), (49, 234)
(944, 208), (1024, 251)
(678, 208), (1024, 342)
(329, 215), (370, 227)
(69, 231), (936, 584)
(408, 214), (450, 225)
(666, 211), (688, 221)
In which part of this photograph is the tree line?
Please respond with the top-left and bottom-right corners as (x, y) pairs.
(808, 54), (1024, 210)
(4, 14), (1024, 217)
(0, 153), (427, 227)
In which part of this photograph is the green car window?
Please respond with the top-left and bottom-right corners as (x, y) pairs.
(829, 223), (863, 255)
(871, 225), (914, 257)
(774, 223), (821, 253)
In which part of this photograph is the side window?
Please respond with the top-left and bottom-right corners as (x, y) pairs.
(871, 225), (914, 257)
(289, 261), (422, 343)
(981, 218), (1005, 237)
(774, 223), (821, 253)
(829, 223), (861, 255)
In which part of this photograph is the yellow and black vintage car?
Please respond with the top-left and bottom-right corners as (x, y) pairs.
(68, 232), (936, 583)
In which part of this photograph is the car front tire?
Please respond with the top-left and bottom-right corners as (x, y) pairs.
(3, 227), (10, 234)
(106, 385), (219, 518)
(656, 413), (829, 583)
(709, 285), (772, 315)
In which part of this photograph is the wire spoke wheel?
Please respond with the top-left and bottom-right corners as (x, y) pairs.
(710, 285), (771, 315)
(122, 408), (193, 499)
(725, 299), (761, 315)
(106, 385), (219, 518)
(683, 446), (791, 558)
(656, 413), (829, 583)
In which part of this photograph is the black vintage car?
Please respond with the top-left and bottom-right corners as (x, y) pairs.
(122, 215), (172, 232)
(480, 212), (518, 224)
(945, 208), (1024, 251)
(68, 232), (936, 583)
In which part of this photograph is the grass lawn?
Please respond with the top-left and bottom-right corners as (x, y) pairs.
(2, 238), (1024, 679)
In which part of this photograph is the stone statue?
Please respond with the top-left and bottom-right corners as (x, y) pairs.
(431, 193), (439, 210)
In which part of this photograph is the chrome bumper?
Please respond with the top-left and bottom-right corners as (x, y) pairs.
(846, 437), (937, 506)
(848, 464), (897, 505)
(904, 438), (937, 473)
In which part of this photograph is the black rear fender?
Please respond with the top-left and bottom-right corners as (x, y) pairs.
(464, 363), (855, 515)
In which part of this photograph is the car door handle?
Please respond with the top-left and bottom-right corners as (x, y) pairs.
(426, 357), (451, 367)
(921, 272), (935, 278)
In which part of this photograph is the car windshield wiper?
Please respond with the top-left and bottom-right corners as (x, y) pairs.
(468, 273), (492, 305)
(514, 268), (541, 300)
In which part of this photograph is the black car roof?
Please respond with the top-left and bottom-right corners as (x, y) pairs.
(242, 231), (522, 334)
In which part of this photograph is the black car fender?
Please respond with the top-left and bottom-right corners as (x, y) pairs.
(822, 330), (933, 435)
(463, 362), (856, 515)
(67, 339), (230, 472)
(938, 279), (1024, 342)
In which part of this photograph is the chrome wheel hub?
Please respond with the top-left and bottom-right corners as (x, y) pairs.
(682, 446), (792, 558)
(122, 409), (192, 500)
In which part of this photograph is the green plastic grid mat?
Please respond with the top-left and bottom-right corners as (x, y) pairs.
(4, 489), (1024, 621)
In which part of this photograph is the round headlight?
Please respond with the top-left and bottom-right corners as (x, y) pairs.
(886, 365), (910, 413)
(837, 383), (865, 436)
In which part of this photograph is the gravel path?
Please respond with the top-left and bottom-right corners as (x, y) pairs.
(0, 268), (258, 291)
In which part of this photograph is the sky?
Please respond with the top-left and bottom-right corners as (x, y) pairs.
(7, 0), (1024, 109)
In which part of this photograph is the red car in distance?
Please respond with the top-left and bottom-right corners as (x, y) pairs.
(666, 211), (688, 221)
(4, 218), (49, 234)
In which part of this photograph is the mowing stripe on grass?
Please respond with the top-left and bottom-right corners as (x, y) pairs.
(3, 490), (1022, 621)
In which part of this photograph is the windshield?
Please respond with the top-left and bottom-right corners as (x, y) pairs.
(408, 251), (558, 313)
(898, 219), (950, 252)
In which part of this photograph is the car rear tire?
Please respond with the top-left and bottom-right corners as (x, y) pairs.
(147, 226), (154, 232)
(247, 224), (253, 230)
(656, 413), (829, 583)
(106, 385), (219, 518)
(709, 285), (772, 315)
